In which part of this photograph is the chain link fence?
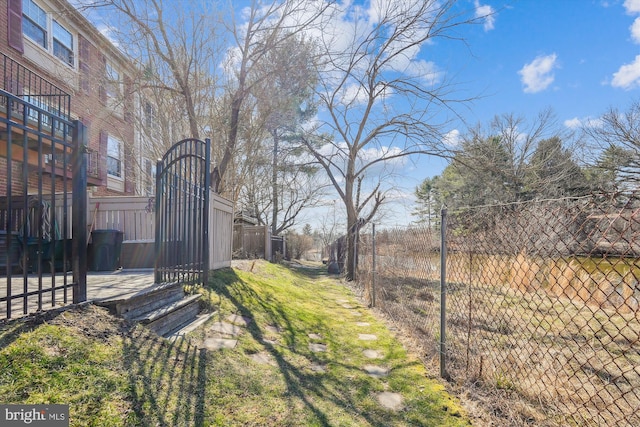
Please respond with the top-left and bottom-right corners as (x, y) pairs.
(355, 192), (640, 426)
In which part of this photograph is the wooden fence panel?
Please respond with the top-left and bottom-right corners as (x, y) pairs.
(90, 193), (233, 270)
(210, 192), (233, 269)
(233, 224), (272, 259)
(88, 196), (154, 241)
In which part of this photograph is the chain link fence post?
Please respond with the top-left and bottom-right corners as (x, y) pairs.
(371, 223), (376, 308)
(440, 208), (447, 379)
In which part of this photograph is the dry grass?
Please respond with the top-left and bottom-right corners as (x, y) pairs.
(355, 248), (640, 426)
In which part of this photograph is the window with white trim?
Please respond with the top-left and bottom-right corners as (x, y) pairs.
(22, 0), (47, 48)
(105, 62), (121, 100)
(22, 0), (75, 67)
(53, 20), (73, 65)
(143, 158), (156, 196)
(144, 101), (155, 129)
(107, 135), (123, 178)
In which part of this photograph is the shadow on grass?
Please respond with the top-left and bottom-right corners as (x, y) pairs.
(0, 305), (208, 426)
(0, 305), (78, 351)
(122, 329), (208, 426)
(210, 266), (413, 427)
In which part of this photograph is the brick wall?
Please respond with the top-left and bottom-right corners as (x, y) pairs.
(0, 0), (137, 197)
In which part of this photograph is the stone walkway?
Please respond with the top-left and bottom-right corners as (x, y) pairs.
(201, 298), (405, 412)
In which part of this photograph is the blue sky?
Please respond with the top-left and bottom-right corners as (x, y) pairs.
(365, 0), (640, 227)
(81, 0), (640, 229)
(458, 0), (638, 128)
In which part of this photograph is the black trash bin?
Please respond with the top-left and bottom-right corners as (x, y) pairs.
(89, 229), (124, 271)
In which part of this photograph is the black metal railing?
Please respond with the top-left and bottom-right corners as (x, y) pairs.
(0, 68), (86, 319)
(155, 138), (211, 287)
(0, 52), (71, 122)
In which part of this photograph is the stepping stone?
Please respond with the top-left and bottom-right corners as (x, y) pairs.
(363, 365), (389, 378)
(377, 392), (404, 411)
(309, 343), (327, 352)
(336, 299), (349, 303)
(356, 322), (370, 327)
(358, 334), (377, 341)
(363, 349), (383, 359)
(210, 322), (243, 336)
(309, 363), (327, 373)
(308, 333), (323, 340)
(351, 312), (363, 317)
(341, 303), (356, 309)
(226, 314), (252, 326)
(265, 325), (282, 334)
(249, 352), (276, 366)
(262, 338), (278, 345)
(202, 338), (237, 350)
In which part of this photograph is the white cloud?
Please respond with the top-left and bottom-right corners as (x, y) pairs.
(624, 0), (640, 14)
(612, 55), (640, 89)
(564, 117), (582, 129)
(97, 24), (119, 47)
(442, 129), (461, 147)
(338, 83), (370, 106)
(474, 1), (496, 31)
(360, 145), (404, 165)
(518, 53), (558, 93)
(585, 117), (604, 128)
(564, 116), (603, 129)
(309, 0), (445, 90)
(409, 60), (442, 86)
(631, 17), (640, 43)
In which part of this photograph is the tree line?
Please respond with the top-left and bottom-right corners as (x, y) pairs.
(413, 103), (640, 225)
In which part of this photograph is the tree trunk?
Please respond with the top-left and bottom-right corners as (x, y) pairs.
(271, 129), (279, 236)
(216, 94), (242, 193)
(345, 209), (358, 281)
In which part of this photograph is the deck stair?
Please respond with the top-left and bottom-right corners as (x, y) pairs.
(95, 280), (204, 337)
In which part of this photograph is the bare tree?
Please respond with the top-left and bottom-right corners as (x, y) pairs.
(79, 0), (330, 221)
(428, 110), (584, 215)
(253, 33), (324, 235)
(302, 0), (489, 279)
(583, 100), (640, 189)
(78, 0), (224, 198)
(216, 0), (331, 194)
(82, 0), (223, 139)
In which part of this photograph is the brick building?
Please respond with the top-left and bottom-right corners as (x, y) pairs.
(1, 0), (138, 196)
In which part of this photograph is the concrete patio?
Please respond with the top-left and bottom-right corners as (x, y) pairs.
(0, 269), (156, 320)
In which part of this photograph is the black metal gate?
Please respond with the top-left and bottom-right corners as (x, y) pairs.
(154, 138), (211, 287)
(0, 55), (87, 319)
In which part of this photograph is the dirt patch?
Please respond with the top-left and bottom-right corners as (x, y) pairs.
(48, 304), (132, 341)
(0, 304), (131, 349)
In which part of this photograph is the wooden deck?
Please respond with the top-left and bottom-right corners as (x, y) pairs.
(0, 269), (156, 320)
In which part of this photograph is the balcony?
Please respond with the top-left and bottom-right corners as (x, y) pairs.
(0, 53), (100, 184)
(0, 52), (70, 119)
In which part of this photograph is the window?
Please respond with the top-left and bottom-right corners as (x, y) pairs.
(144, 158), (156, 196)
(23, 93), (50, 125)
(22, 90), (67, 134)
(144, 101), (155, 129)
(107, 135), (122, 178)
(53, 20), (73, 66)
(22, 0), (47, 49)
(22, 0), (75, 67)
(105, 62), (120, 99)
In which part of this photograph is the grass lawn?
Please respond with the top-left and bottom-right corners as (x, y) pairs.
(0, 260), (470, 426)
